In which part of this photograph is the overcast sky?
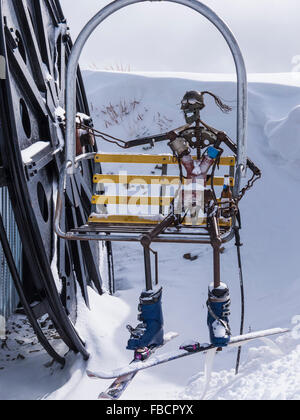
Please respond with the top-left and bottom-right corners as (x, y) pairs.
(60, 0), (300, 73)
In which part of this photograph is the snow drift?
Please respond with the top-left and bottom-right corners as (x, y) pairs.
(265, 105), (300, 164)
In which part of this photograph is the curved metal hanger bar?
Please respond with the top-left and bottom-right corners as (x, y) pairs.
(65, 0), (248, 194)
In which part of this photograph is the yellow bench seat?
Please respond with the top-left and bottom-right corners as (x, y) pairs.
(88, 214), (232, 228)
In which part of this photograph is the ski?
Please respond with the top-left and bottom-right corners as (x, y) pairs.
(87, 332), (179, 400)
(87, 328), (289, 381)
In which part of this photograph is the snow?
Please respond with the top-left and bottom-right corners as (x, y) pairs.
(42, 63), (53, 82)
(76, 112), (92, 122)
(181, 337), (300, 400)
(0, 314), (69, 400)
(265, 105), (300, 163)
(51, 182), (62, 294)
(55, 106), (66, 120)
(2, 70), (300, 400)
(21, 141), (51, 164)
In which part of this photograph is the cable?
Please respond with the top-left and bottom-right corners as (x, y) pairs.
(78, 122), (128, 149)
(234, 211), (245, 375)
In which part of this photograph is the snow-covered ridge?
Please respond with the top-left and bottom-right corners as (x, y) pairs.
(265, 105), (300, 163)
(82, 69), (300, 86)
(83, 70), (300, 159)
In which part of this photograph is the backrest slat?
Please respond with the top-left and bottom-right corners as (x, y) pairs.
(95, 153), (235, 167)
(93, 174), (235, 187)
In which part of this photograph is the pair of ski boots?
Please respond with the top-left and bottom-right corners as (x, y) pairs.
(127, 283), (231, 353)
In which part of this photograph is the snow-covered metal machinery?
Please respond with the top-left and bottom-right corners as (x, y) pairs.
(0, 0), (107, 365)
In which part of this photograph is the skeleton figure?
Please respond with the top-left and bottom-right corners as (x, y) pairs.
(126, 91), (260, 355)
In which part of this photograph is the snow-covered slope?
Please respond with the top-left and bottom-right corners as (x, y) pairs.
(1, 71), (300, 400)
(74, 70), (300, 400)
(83, 70), (300, 400)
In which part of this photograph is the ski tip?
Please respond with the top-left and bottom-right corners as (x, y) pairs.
(86, 370), (99, 379)
(87, 369), (117, 380)
(98, 393), (114, 400)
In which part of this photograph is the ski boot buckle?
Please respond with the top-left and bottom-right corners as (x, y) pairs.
(134, 347), (151, 361)
(180, 341), (202, 353)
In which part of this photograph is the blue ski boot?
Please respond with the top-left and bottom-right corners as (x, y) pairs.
(127, 287), (164, 351)
(207, 282), (231, 347)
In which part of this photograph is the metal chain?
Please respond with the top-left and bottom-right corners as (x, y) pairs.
(236, 172), (262, 204)
(218, 172), (261, 220)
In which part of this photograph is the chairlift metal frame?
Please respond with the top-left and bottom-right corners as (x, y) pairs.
(55, 0), (248, 250)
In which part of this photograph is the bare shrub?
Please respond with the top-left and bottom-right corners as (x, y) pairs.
(100, 99), (141, 128)
(105, 64), (131, 72)
(90, 98), (174, 139)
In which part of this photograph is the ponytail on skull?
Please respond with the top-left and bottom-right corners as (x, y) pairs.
(201, 91), (232, 114)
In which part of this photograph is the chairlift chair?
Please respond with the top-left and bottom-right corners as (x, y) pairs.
(55, 0), (253, 293)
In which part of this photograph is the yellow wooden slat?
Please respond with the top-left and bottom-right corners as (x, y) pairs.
(93, 196), (228, 207)
(93, 174), (234, 187)
(93, 174), (179, 186)
(183, 218), (231, 227)
(95, 154), (177, 165)
(92, 195), (174, 206)
(95, 154), (236, 167)
(88, 214), (231, 227)
(89, 215), (163, 225)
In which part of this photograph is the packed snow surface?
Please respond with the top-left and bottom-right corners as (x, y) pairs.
(1, 71), (300, 400)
